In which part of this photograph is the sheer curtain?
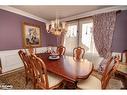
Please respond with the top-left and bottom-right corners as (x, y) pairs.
(58, 32), (66, 46)
(64, 19), (98, 57)
(79, 18), (98, 55)
(93, 11), (116, 71)
(64, 21), (78, 56)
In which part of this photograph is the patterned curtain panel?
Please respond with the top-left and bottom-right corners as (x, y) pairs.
(93, 11), (116, 58)
(93, 11), (116, 72)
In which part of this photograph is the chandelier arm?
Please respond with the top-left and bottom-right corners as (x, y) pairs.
(46, 18), (67, 36)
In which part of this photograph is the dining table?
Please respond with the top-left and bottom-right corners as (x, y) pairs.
(36, 53), (93, 89)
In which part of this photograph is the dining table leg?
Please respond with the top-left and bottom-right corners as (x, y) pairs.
(63, 80), (78, 89)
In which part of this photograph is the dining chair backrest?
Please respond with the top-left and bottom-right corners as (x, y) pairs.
(18, 50), (36, 76)
(121, 50), (127, 63)
(18, 50), (30, 71)
(73, 47), (85, 60)
(18, 50), (39, 88)
(101, 57), (113, 78)
(101, 56), (120, 89)
(30, 54), (49, 89)
(24, 45), (36, 55)
(57, 46), (66, 56)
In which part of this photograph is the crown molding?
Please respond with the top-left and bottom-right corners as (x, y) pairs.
(61, 6), (127, 21)
(0, 6), (48, 23)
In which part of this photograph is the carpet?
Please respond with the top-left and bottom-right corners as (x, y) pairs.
(0, 69), (124, 89)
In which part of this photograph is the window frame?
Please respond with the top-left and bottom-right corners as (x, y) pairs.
(64, 17), (98, 55)
(79, 18), (93, 47)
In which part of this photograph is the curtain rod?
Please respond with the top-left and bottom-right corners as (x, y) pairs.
(66, 10), (121, 22)
(66, 16), (92, 22)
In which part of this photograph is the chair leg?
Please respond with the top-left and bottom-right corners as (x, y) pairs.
(63, 80), (77, 89)
(33, 79), (36, 89)
(25, 77), (29, 86)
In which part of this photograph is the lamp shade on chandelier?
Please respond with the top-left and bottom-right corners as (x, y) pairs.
(46, 18), (67, 36)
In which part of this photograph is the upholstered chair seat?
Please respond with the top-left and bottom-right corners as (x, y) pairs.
(37, 72), (63, 89)
(77, 56), (123, 89)
(30, 54), (63, 89)
(107, 78), (123, 89)
(77, 75), (101, 89)
(77, 75), (123, 89)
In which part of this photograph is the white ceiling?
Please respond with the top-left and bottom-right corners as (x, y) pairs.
(12, 5), (110, 21)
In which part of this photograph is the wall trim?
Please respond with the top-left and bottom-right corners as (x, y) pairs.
(0, 67), (24, 76)
(61, 6), (127, 21)
(0, 5), (48, 23)
(0, 47), (57, 73)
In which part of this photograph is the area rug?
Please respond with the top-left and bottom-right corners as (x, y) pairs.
(0, 69), (33, 89)
(0, 69), (124, 89)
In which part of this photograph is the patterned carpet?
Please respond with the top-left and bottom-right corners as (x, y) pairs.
(0, 69), (33, 89)
(0, 69), (124, 89)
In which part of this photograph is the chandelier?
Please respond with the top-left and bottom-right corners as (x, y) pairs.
(46, 18), (67, 36)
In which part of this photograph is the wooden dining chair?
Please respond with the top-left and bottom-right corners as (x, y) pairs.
(56, 46), (66, 56)
(24, 45), (36, 55)
(30, 54), (63, 89)
(121, 50), (127, 63)
(73, 47), (85, 60)
(77, 56), (122, 89)
(18, 50), (36, 88)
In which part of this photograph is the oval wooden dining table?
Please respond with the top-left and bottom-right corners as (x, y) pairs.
(36, 53), (93, 89)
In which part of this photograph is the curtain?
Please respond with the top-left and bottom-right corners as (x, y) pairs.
(57, 32), (66, 46)
(60, 32), (66, 46)
(93, 11), (116, 71)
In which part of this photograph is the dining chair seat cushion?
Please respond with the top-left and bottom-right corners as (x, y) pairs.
(37, 72), (63, 89)
(107, 78), (124, 89)
(77, 75), (101, 89)
(47, 72), (63, 87)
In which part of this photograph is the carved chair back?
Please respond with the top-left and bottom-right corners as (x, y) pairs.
(18, 50), (30, 73)
(73, 47), (85, 60)
(101, 56), (120, 89)
(57, 46), (66, 56)
(18, 50), (36, 87)
(24, 45), (36, 55)
(121, 50), (127, 63)
(30, 54), (49, 89)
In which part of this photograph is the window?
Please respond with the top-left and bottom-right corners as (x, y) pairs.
(80, 20), (98, 54)
(82, 23), (93, 48)
(66, 25), (77, 37)
(64, 22), (78, 55)
(64, 18), (98, 55)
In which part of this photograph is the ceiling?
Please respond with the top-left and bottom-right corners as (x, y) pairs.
(12, 5), (110, 20)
